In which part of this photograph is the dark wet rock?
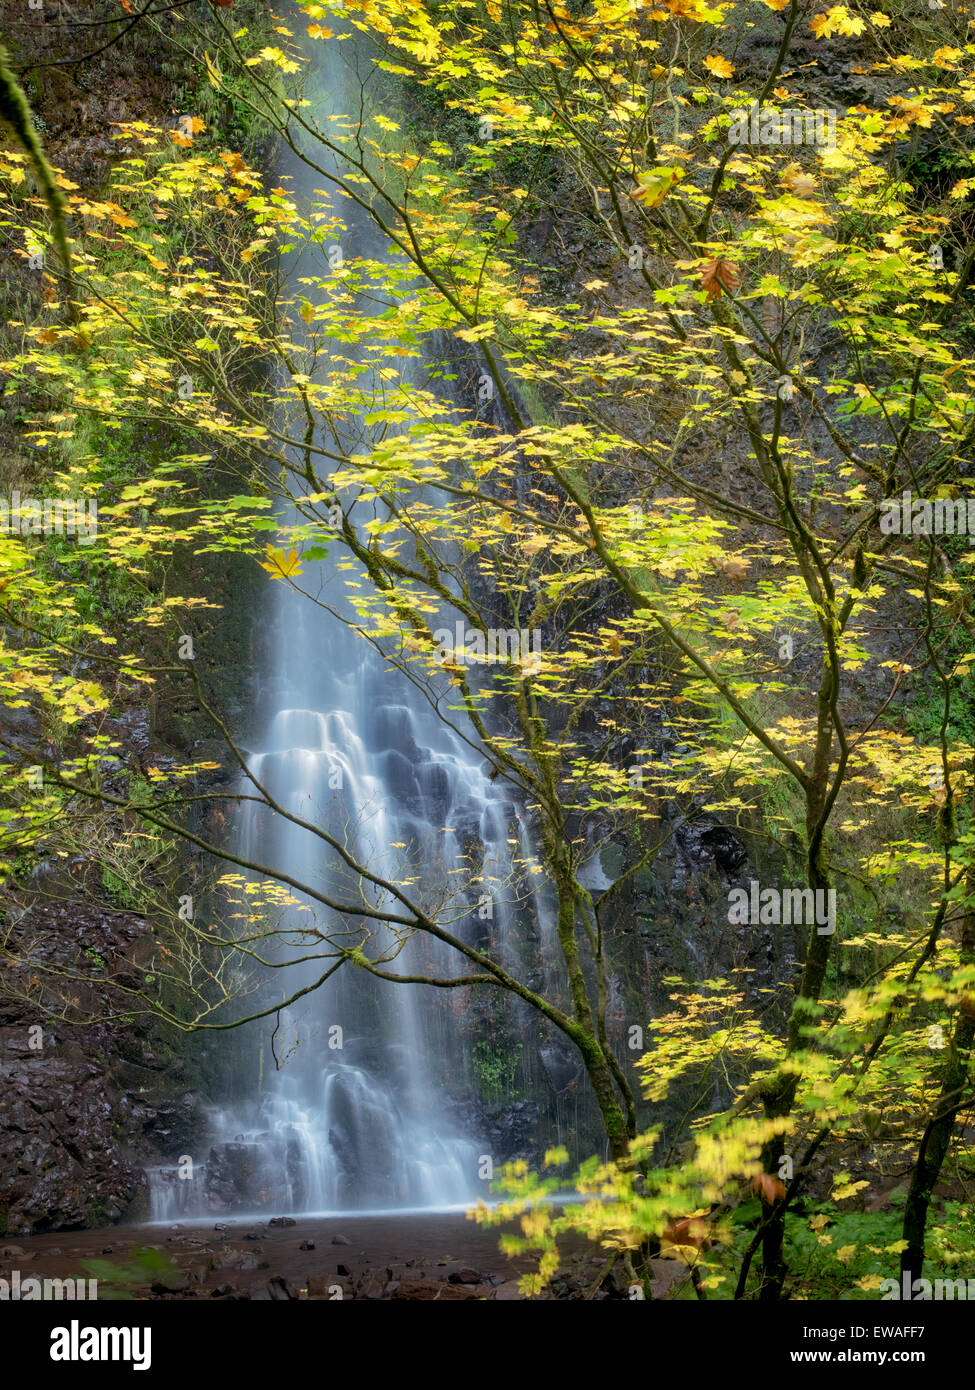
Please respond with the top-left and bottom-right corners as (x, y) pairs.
(539, 1039), (581, 1096)
(150, 1271), (190, 1295)
(443, 1097), (543, 1166)
(0, 897), (208, 1234)
(202, 1143), (263, 1210)
(318, 1071), (405, 1202)
(309, 1273), (352, 1298)
(368, 705), (421, 760)
(298, 1240), (315, 1250)
(601, 1264), (636, 1299)
(375, 749), (421, 809)
(391, 1278), (479, 1301)
(268, 1216), (296, 1228)
(447, 1266), (480, 1285)
(266, 1274), (300, 1300)
(492, 1280), (525, 1301)
(210, 1248), (262, 1272)
(331, 1233), (351, 1245)
(416, 760), (452, 816)
(356, 1271), (386, 1300)
(136, 1094), (203, 1159)
(697, 825), (748, 873)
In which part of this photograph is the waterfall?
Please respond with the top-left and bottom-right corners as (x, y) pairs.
(148, 612), (537, 1218)
(147, 15), (548, 1220)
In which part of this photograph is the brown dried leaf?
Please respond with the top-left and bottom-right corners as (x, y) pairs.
(701, 256), (740, 302)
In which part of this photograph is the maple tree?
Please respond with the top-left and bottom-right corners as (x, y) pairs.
(3, 0), (975, 1299)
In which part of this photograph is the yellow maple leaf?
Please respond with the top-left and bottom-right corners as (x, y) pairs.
(833, 1176), (869, 1201)
(259, 544), (304, 579)
(630, 165), (685, 208)
(454, 320), (497, 342)
(299, 301), (316, 324)
(204, 52), (223, 87)
(704, 54), (734, 78)
(811, 5), (865, 36)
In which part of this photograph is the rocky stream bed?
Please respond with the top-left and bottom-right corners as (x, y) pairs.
(0, 1211), (688, 1301)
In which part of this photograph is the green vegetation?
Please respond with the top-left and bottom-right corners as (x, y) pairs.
(473, 1039), (523, 1103)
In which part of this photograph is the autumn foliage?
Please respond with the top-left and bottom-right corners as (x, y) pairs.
(2, 0), (975, 1302)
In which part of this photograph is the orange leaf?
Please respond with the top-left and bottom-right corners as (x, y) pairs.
(716, 556), (750, 581)
(703, 54), (734, 78)
(661, 1216), (712, 1260)
(700, 256), (740, 301)
(780, 163), (817, 198)
(753, 1172), (788, 1203)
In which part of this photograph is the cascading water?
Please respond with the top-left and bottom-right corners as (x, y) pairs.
(148, 613), (544, 1218)
(147, 17), (553, 1220)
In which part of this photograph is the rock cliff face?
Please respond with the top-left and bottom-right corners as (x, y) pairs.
(0, 898), (205, 1235)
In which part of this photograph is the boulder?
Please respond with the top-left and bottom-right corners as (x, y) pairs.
(390, 1279), (480, 1301)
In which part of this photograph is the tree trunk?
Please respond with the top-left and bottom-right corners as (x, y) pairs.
(900, 854), (975, 1287)
(900, 1006), (975, 1287)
